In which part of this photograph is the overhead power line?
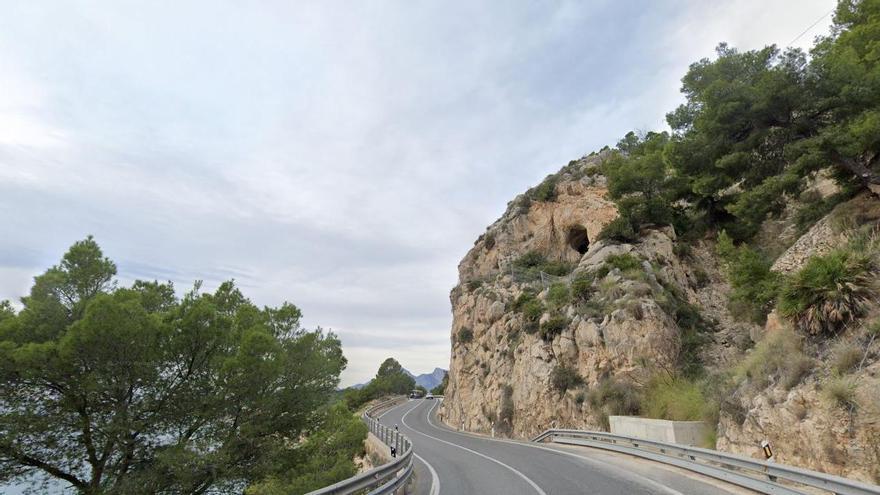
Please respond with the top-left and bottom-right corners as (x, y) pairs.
(787, 7), (835, 47)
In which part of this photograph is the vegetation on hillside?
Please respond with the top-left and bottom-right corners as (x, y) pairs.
(600, 0), (880, 244)
(0, 237), (363, 495)
(342, 358), (416, 410)
(597, 0), (880, 332)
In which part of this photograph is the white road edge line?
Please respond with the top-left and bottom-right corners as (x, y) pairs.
(402, 400), (547, 495)
(413, 452), (440, 495)
(426, 400), (685, 495)
(378, 401), (440, 495)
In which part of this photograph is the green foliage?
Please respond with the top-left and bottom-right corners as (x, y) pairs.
(0, 301), (14, 324)
(496, 385), (515, 434)
(830, 340), (863, 375)
(570, 272), (596, 301)
(778, 247), (878, 335)
(597, 217), (638, 243)
(736, 328), (813, 390)
(458, 326), (474, 344)
(716, 231), (782, 323)
(511, 251), (573, 279)
(343, 358), (416, 410)
(246, 403), (367, 495)
(0, 238), (348, 494)
(539, 315), (569, 341)
(653, 278), (715, 378)
(550, 364), (583, 394)
(592, 2), (880, 243)
(642, 376), (709, 421)
(823, 376), (859, 409)
(795, 191), (850, 233)
(431, 373), (448, 396)
(546, 283), (571, 309)
(466, 279), (484, 291)
(512, 291), (544, 333)
(605, 253), (642, 272)
(587, 378), (641, 431)
(513, 251), (546, 269)
(527, 176), (559, 202)
(603, 132), (684, 233)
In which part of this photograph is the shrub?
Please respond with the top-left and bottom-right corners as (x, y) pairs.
(571, 272), (596, 301)
(794, 191), (848, 233)
(466, 279), (484, 291)
(587, 378), (641, 430)
(539, 315), (569, 341)
(654, 280), (714, 377)
(575, 391), (586, 405)
(642, 376), (708, 421)
(673, 242), (693, 259)
(546, 283), (571, 309)
(512, 292), (544, 333)
(551, 364), (583, 393)
(512, 251), (574, 278)
(495, 384), (515, 434)
(528, 176), (558, 202)
(513, 251), (546, 270)
(778, 249), (878, 335)
(597, 217), (638, 243)
(458, 327), (474, 344)
(823, 377), (858, 409)
(830, 341), (863, 375)
(736, 329), (813, 390)
(605, 253), (642, 272)
(540, 260), (575, 276)
(716, 231), (781, 324)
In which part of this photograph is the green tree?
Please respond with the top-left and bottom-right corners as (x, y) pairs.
(804, 0), (880, 195)
(666, 43), (811, 239)
(245, 403), (367, 495)
(431, 374), (448, 395)
(343, 358), (416, 409)
(0, 238), (347, 494)
(600, 131), (685, 239)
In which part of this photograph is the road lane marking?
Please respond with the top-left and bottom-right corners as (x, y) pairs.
(425, 400), (684, 495)
(413, 452), (440, 495)
(402, 401), (547, 495)
(376, 400), (441, 495)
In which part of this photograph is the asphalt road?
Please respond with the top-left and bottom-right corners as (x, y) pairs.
(378, 398), (752, 495)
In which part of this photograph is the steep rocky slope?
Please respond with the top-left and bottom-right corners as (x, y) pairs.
(439, 154), (880, 482)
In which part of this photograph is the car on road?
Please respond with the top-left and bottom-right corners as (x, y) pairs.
(425, 393), (434, 400)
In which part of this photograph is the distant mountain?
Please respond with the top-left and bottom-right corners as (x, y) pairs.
(404, 367), (447, 390)
(347, 367), (447, 391)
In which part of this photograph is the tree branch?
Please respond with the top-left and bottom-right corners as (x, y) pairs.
(831, 150), (880, 195)
(0, 445), (87, 490)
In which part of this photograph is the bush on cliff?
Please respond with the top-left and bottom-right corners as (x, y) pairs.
(551, 364), (583, 394)
(716, 231), (781, 324)
(539, 315), (569, 341)
(778, 247), (878, 336)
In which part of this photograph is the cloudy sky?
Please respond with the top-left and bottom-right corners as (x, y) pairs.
(0, 0), (835, 387)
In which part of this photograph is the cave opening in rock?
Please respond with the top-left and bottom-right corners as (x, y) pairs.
(567, 225), (590, 254)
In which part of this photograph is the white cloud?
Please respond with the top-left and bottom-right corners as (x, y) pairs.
(0, 1), (837, 388)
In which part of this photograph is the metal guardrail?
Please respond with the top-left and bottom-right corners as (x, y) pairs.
(307, 397), (413, 495)
(533, 429), (880, 495)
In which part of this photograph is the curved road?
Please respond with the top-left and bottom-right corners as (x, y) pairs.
(378, 398), (753, 495)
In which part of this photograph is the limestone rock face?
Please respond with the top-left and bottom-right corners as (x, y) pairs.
(717, 192), (880, 484)
(440, 155), (696, 438)
(439, 155), (880, 483)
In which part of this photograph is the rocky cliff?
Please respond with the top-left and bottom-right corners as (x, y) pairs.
(439, 154), (880, 483)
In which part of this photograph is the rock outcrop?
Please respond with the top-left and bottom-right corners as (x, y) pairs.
(439, 154), (880, 483)
(441, 154), (730, 437)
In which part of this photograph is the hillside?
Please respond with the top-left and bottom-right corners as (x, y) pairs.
(352, 367), (446, 390)
(439, 1), (880, 483)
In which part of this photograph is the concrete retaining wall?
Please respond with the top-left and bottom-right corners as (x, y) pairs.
(609, 416), (708, 447)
